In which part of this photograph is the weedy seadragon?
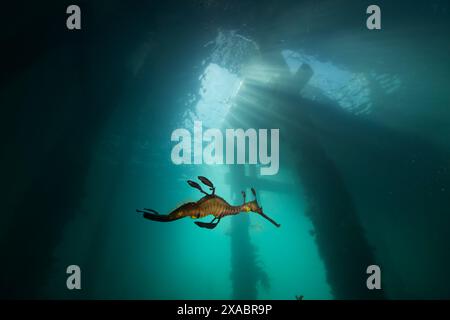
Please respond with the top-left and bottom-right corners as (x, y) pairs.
(137, 176), (280, 229)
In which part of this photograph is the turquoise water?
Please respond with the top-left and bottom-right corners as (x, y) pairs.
(1, 1), (450, 300)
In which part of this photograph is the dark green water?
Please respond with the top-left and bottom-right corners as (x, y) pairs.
(1, 0), (449, 299)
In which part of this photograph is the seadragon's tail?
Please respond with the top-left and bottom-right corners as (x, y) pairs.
(136, 208), (180, 222)
(136, 206), (191, 222)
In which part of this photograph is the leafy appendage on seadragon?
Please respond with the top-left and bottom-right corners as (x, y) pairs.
(136, 176), (280, 229)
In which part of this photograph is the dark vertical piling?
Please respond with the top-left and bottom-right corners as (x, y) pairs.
(227, 166), (269, 299)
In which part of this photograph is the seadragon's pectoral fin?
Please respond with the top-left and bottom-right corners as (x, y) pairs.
(194, 215), (222, 229)
(194, 221), (219, 229)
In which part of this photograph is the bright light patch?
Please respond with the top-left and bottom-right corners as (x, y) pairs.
(282, 50), (372, 115)
(282, 50), (402, 115)
(190, 63), (242, 128)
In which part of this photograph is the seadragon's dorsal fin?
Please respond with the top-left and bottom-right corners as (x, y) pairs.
(198, 176), (215, 195)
